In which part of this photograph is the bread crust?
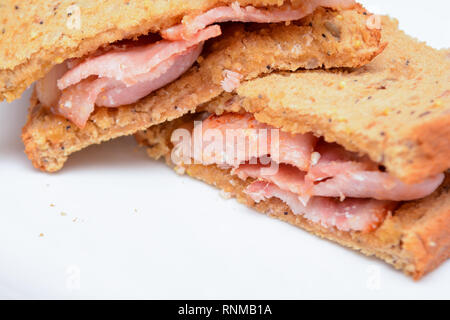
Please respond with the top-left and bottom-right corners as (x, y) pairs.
(135, 121), (450, 279)
(22, 7), (383, 172)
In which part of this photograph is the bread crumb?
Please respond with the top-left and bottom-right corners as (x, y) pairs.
(338, 81), (346, 89)
(221, 70), (243, 93)
(366, 15), (382, 30)
(432, 99), (443, 108)
(405, 264), (416, 273)
(174, 165), (186, 175)
(39, 233), (44, 237)
(60, 212), (67, 216)
(219, 190), (232, 199)
(50, 203), (55, 207)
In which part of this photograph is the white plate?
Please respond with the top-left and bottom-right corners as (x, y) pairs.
(0, 0), (449, 299)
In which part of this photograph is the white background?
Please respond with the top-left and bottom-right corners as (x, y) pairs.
(0, 0), (449, 299)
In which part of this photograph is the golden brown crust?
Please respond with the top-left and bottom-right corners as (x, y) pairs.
(235, 16), (450, 183)
(22, 7), (383, 172)
(1, 0), (314, 102)
(395, 183), (450, 279)
(135, 121), (450, 279)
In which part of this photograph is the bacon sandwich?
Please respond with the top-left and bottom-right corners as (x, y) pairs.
(135, 17), (450, 279)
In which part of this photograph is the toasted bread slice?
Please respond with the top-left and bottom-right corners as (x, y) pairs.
(0, 1), (374, 102)
(0, 0), (298, 102)
(134, 113), (450, 280)
(22, 6), (383, 172)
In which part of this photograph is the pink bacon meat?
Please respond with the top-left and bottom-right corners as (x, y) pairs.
(199, 113), (444, 201)
(245, 181), (396, 232)
(305, 142), (444, 200)
(235, 163), (444, 202)
(234, 163), (309, 198)
(47, 26), (221, 128)
(311, 171), (444, 201)
(162, 0), (356, 40)
(192, 112), (444, 232)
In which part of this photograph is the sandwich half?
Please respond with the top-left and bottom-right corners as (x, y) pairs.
(135, 17), (450, 279)
(0, 0), (385, 171)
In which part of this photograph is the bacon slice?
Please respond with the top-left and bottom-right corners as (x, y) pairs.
(36, 62), (69, 110)
(162, 0), (356, 40)
(52, 26), (220, 128)
(57, 46), (201, 127)
(245, 181), (395, 232)
(234, 163), (445, 202)
(196, 113), (317, 170)
(56, 77), (114, 128)
(306, 142), (378, 183)
(57, 26), (220, 90)
(197, 113), (444, 201)
(305, 142), (445, 200)
(96, 44), (203, 107)
(234, 163), (309, 199)
(312, 171), (445, 201)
